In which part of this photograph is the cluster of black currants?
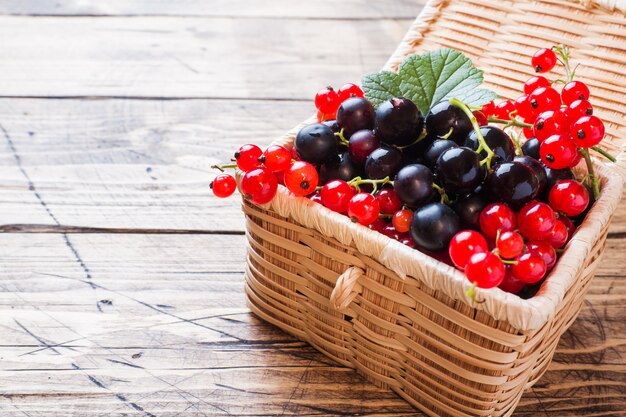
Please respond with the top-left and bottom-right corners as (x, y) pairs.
(297, 93), (560, 256)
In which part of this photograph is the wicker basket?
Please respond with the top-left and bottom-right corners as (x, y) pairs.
(242, 0), (626, 415)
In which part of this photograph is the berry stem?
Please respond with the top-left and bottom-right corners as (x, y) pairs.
(335, 129), (349, 146)
(553, 45), (574, 83)
(450, 98), (496, 171)
(348, 176), (393, 194)
(487, 116), (533, 129)
(432, 183), (450, 205)
(397, 129), (428, 150)
(579, 147), (601, 200)
(591, 146), (617, 163)
(211, 163), (238, 172)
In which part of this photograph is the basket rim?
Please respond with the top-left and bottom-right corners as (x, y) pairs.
(246, 0), (625, 331)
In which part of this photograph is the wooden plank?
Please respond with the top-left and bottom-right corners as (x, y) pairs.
(0, 233), (624, 416)
(0, 16), (411, 99)
(2, 98), (625, 234)
(0, 98), (311, 230)
(0, 0), (425, 19)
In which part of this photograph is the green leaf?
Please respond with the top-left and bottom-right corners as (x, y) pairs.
(362, 48), (498, 113)
(361, 71), (402, 107)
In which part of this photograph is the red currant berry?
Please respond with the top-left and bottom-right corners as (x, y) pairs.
(527, 241), (557, 270)
(533, 110), (571, 142)
(548, 179), (589, 216)
(473, 110), (488, 126)
(499, 267), (526, 294)
(531, 48), (557, 73)
(571, 115), (605, 148)
(392, 209), (413, 233)
(481, 101), (496, 117)
(235, 144), (263, 172)
(465, 252), (505, 288)
(494, 100), (516, 120)
(544, 219), (568, 248)
(240, 167), (278, 204)
(375, 188), (402, 215)
(515, 95), (535, 120)
(523, 75), (551, 95)
(529, 87), (561, 113)
(314, 86), (340, 114)
(320, 180), (355, 213)
(523, 125), (535, 139)
(381, 224), (402, 240)
(401, 236), (416, 248)
(449, 230), (488, 270)
(565, 99), (593, 121)
(518, 201), (556, 241)
(368, 218), (386, 232)
(210, 174), (237, 198)
(479, 203), (516, 240)
(348, 193), (380, 225)
(261, 145), (292, 172)
(316, 110), (336, 123)
(560, 216), (576, 241)
(561, 81), (590, 105)
(284, 161), (319, 196)
(512, 252), (547, 283)
(309, 192), (322, 204)
(497, 231), (525, 259)
(540, 134), (579, 169)
(337, 83), (364, 103)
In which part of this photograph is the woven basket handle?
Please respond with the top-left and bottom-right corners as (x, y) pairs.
(330, 266), (364, 313)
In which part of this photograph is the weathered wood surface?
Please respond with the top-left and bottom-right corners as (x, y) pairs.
(0, 1), (624, 416)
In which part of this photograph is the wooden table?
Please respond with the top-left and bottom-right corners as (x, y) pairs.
(0, 2), (624, 416)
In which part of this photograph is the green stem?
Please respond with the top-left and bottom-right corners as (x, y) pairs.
(211, 163), (238, 172)
(591, 146), (617, 163)
(398, 129), (428, 150)
(335, 129), (349, 146)
(432, 183), (450, 205)
(450, 98), (496, 171)
(348, 176), (393, 194)
(487, 116), (533, 129)
(501, 259), (518, 265)
(579, 148), (601, 200)
(553, 45), (574, 83)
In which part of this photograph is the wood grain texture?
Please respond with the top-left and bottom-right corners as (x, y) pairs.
(0, 0), (426, 19)
(0, 231), (624, 416)
(0, 16), (411, 99)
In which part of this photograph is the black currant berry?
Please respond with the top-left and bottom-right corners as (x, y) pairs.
(375, 97), (424, 147)
(319, 150), (363, 184)
(410, 202), (461, 252)
(486, 161), (539, 210)
(336, 97), (375, 137)
(452, 193), (489, 230)
(423, 139), (458, 169)
(514, 155), (548, 195)
(522, 137), (541, 160)
(295, 123), (337, 165)
(425, 100), (473, 145)
(364, 146), (403, 180)
(465, 126), (515, 164)
(394, 164), (434, 208)
(434, 147), (485, 194)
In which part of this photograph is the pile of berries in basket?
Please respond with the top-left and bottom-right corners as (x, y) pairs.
(211, 45), (615, 300)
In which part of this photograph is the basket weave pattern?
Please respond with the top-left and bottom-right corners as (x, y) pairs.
(242, 1), (626, 415)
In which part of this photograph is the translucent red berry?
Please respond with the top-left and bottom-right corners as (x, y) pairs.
(544, 219), (568, 248)
(561, 81), (590, 105)
(240, 167), (278, 204)
(531, 48), (557, 73)
(479, 203), (516, 240)
(314, 86), (340, 114)
(320, 180), (355, 213)
(348, 193), (380, 225)
(548, 179), (589, 216)
(571, 115), (605, 148)
(514, 95), (534, 120)
(235, 144), (263, 172)
(524, 75), (550, 95)
(375, 188), (402, 215)
(499, 267), (526, 294)
(392, 209), (413, 233)
(261, 145), (292, 172)
(465, 252), (505, 288)
(529, 87), (561, 113)
(337, 83), (364, 103)
(309, 192), (322, 204)
(512, 252), (547, 283)
(210, 174), (237, 198)
(449, 230), (488, 270)
(560, 216), (576, 241)
(540, 134), (579, 169)
(565, 99), (593, 121)
(527, 241), (557, 270)
(494, 100), (516, 120)
(368, 218), (386, 232)
(497, 231), (525, 259)
(533, 110), (571, 142)
(316, 110), (336, 122)
(518, 201), (556, 241)
(473, 110), (488, 126)
(481, 101), (496, 117)
(284, 161), (319, 196)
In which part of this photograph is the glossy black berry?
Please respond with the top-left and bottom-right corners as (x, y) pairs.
(364, 146), (403, 180)
(425, 100), (473, 145)
(410, 203), (461, 252)
(295, 123), (337, 165)
(522, 137), (541, 160)
(336, 97), (375, 137)
(486, 161), (539, 210)
(434, 147), (485, 194)
(375, 97), (424, 147)
(393, 164), (434, 208)
(452, 193), (489, 230)
(465, 126), (515, 164)
(319, 150), (363, 184)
